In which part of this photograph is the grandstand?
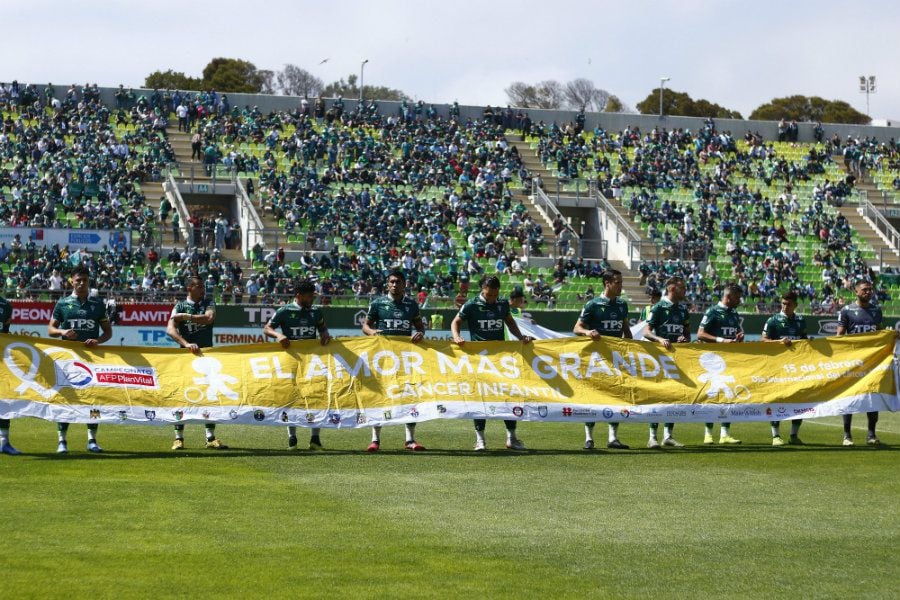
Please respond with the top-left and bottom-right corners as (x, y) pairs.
(3, 83), (900, 315)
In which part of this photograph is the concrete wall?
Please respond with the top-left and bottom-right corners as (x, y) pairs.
(35, 84), (900, 144)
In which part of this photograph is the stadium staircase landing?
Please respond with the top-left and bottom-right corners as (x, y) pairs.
(507, 136), (651, 302)
(832, 161), (900, 270)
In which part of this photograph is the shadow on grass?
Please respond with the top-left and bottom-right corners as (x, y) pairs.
(17, 443), (895, 460)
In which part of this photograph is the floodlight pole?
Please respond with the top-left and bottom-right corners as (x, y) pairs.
(360, 59), (369, 106)
(859, 75), (876, 118)
(659, 77), (670, 117)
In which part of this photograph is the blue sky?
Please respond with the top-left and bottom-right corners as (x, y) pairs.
(4, 0), (897, 119)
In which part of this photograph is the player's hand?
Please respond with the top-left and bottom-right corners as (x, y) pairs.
(452, 335), (465, 346)
(84, 339), (98, 348)
(521, 335), (534, 344)
(676, 336), (688, 344)
(589, 329), (601, 341)
(320, 333), (332, 346)
(278, 336), (291, 349)
(63, 329), (77, 340)
(734, 332), (745, 342)
(411, 331), (424, 343)
(782, 338), (792, 347)
(659, 339), (673, 350)
(187, 343), (201, 355)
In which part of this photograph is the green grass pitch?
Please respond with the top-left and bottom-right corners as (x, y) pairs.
(3, 414), (898, 599)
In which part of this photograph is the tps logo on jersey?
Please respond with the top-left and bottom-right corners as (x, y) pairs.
(697, 352), (751, 400)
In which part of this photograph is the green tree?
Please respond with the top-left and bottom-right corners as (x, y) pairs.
(321, 73), (409, 101)
(750, 95), (869, 124)
(144, 69), (202, 90)
(202, 58), (266, 93)
(636, 88), (742, 119)
(604, 95), (625, 113)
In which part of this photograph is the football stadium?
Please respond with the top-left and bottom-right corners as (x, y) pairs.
(2, 3), (899, 598)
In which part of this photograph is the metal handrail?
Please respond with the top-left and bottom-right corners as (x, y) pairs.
(858, 190), (900, 268)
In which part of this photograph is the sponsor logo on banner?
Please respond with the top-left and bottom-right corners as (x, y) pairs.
(328, 412), (341, 424)
(436, 404), (447, 414)
(620, 409), (631, 418)
(409, 407), (420, 418)
(202, 411), (210, 420)
(356, 413), (367, 425)
(281, 411), (289, 422)
(794, 407), (815, 415)
(89, 409), (101, 419)
(306, 413), (315, 423)
(730, 408), (762, 417)
(537, 405), (548, 418)
(145, 410), (156, 421)
(118, 410), (127, 421)
(253, 410), (265, 421)
(383, 410), (392, 420)
(766, 408), (772, 416)
(488, 405), (496, 415)
(666, 409), (687, 417)
(562, 407), (573, 417)
(512, 406), (524, 417)
(229, 410), (239, 420)
(173, 410), (184, 420)
(353, 310), (367, 326)
(602, 408), (614, 419)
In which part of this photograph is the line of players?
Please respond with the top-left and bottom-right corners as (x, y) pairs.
(0, 266), (891, 455)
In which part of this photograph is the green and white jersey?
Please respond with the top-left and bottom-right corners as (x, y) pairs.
(51, 294), (109, 341)
(699, 302), (742, 340)
(366, 295), (421, 336)
(0, 295), (12, 333)
(267, 302), (325, 340)
(171, 297), (215, 348)
(646, 298), (691, 342)
(577, 295), (629, 337)
(458, 295), (510, 341)
(762, 312), (807, 340)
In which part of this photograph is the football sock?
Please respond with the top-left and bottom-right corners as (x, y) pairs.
(648, 423), (659, 440)
(584, 422), (595, 442)
(311, 427), (321, 440)
(704, 423), (714, 436)
(87, 425), (97, 442)
(58, 422), (68, 442)
(287, 426), (296, 438)
(174, 424), (185, 434)
(473, 419), (486, 432)
(664, 423), (674, 438)
(607, 423), (618, 443)
(371, 426), (381, 443)
(475, 429), (486, 445)
(842, 414), (853, 437)
(405, 423), (416, 443)
(867, 412), (878, 436)
(0, 427), (8, 445)
(720, 425), (729, 438)
(790, 421), (802, 436)
(205, 425), (216, 441)
(770, 422), (780, 437)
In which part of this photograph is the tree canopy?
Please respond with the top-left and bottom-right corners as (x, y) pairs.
(749, 95), (869, 124)
(636, 88), (742, 119)
(321, 73), (409, 102)
(505, 78), (623, 112)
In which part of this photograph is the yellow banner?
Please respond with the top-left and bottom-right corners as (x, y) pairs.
(0, 332), (896, 426)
